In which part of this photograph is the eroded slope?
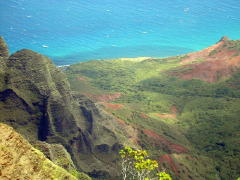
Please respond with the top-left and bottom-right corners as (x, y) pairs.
(0, 123), (77, 180)
(66, 37), (240, 180)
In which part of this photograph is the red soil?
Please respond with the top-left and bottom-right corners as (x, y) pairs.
(114, 117), (139, 145)
(140, 113), (149, 119)
(143, 129), (188, 154)
(98, 102), (124, 110)
(154, 106), (178, 119)
(85, 93), (122, 102)
(116, 117), (127, 126)
(180, 41), (225, 65)
(159, 154), (179, 175)
(170, 106), (178, 114)
(169, 144), (188, 154)
(99, 108), (139, 146)
(172, 38), (240, 82)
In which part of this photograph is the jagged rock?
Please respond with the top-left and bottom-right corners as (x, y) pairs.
(0, 37), (8, 90)
(0, 37), (127, 179)
(0, 37), (9, 59)
(0, 123), (77, 180)
(219, 36), (230, 42)
(33, 141), (76, 172)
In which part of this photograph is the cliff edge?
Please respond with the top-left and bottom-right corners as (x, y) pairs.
(0, 123), (77, 180)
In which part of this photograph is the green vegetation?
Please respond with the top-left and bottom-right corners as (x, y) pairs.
(66, 51), (240, 180)
(69, 170), (92, 180)
(119, 146), (172, 180)
(210, 39), (240, 56)
(0, 123), (78, 180)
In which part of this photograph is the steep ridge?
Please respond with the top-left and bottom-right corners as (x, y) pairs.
(0, 37), (9, 59)
(0, 37), (8, 92)
(0, 37), (135, 179)
(0, 123), (77, 180)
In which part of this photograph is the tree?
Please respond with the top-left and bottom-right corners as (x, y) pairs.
(119, 146), (172, 180)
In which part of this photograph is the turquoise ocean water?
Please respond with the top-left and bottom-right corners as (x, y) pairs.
(0, 0), (240, 65)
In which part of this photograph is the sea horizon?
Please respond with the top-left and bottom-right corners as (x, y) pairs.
(1, 0), (240, 65)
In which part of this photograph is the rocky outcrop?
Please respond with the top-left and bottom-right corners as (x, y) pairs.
(0, 37), (8, 91)
(0, 37), (130, 179)
(0, 123), (77, 180)
(0, 37), (9, 59)
(218, 36), (230, 42)
(33, 141), (77, 172)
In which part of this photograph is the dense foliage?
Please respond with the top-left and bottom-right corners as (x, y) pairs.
(66, 43), (240, 180)
(119, 146), (171, 180)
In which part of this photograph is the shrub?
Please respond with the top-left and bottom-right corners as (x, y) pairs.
(119, 146), (172, 180)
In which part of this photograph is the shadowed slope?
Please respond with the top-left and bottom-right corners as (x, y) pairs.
(0, 37), (138, 179)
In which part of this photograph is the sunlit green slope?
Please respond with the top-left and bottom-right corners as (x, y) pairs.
(65, 38), (240, 180)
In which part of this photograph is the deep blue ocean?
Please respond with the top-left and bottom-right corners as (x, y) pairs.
(0, 0), (240, 65)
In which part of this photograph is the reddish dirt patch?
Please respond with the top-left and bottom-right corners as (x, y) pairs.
(140, 113), (149, 119)
(172, 38), (240, 82)
(84, 93), (122, 102)
(154, 106), (178, 119)
(144, 129), (167, 142)
(143, 129), (188, 154)
(100, 109), (139, 146)
(109, 113), (139, 145)
(116, 118), (127, 127)
(115, 118), (138, 144)
(169, 144), (188, 154)
(159, 154), (179, 175)
(180, 40), (225, 65)
(99, 102), (124, 110)
(170, 106), (178, 114)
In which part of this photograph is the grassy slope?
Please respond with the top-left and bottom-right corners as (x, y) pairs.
(65, 41), (240, 180)
(0, 123), (92, 180)
(0, 123), (74, 180)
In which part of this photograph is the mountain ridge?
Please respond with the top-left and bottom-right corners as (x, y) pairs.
(171, 36), (240, 82)
(0, 36), (137, 179)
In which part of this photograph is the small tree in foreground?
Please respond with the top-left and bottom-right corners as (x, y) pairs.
(119, 146), (172, 180)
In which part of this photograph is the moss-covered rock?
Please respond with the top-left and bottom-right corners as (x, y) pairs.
(0, 37), (9, 59)
(0, 37), (125, 179)
(33, 141), (77, 171)
(0, 123), (78, 180)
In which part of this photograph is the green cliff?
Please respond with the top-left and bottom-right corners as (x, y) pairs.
(0, 37), (131, 179)
(0, 123), (77, 180)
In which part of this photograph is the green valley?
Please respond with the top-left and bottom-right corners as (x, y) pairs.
(65, 38), (240, 180)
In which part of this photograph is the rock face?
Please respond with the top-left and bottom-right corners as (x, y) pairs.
(0, 37), (9, 59)
(0, 123), (77, 180)
(33, 141), (77, 172)
(0, 37), (8, 91)
(0, 37), (129, 178)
